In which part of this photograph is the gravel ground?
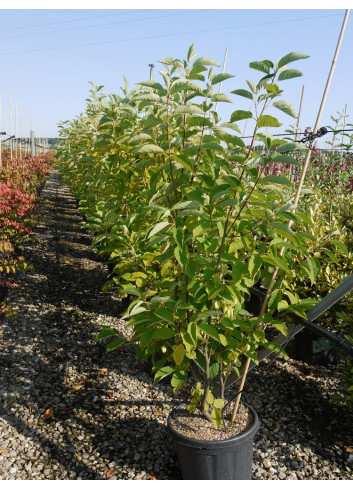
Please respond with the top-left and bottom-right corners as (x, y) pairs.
(0, 169), (352, 480)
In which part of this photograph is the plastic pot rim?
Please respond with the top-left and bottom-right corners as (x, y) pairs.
(167, 402), (260, 449)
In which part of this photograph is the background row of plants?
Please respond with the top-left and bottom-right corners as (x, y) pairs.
(57, 46), (353, 422)
(0, 149), (55, 316)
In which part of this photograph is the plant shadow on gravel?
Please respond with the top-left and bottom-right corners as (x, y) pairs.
(240, 359), (353, 475)
(0, 302), (181, 479)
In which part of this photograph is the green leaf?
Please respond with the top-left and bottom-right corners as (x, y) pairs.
(211, 408), (222, 428)
(211, 93), (232, 103)
(211, 73), (234, 85)
(172, 154), (194, 172)
(277, 52), (309, 69)
(172, 200), (201, 211)
(246, 80), (258, 94)
(148, 221), (171, 238)
(260, 175), (292, 187)
(262, 255), (289, 272)
(193, 56), (221, 68)
(302, 256), (321, 284)
(198, 323), (220, 342)
(322, 249), (339, 265)
(276, 142), (307, 152)
(187, 44), (195, 62)
(154, 308), (174, 324)
(257, 115), (282, 128)
(174, 246), (187, 268)
(278, 69), (303, 81)
(209, 362), (220, 380)
(158, 56), (183, 67)
(272, 100), (297, 118)
(154, 366), (176, 383)
(153, 327), (176, 339)
(171, 371), (188, 392)
(214, 398), (225, 409)
(207, 391), (215, 405)
(106, 337), (127, 352)
(268, 154), (300, 166)
(249, 61), (270, 74)
(133, 93), (160, 103)
(174, 105), (204, 115)
(173, 343), (185, 365)
(231, 89), (253, 100)
(95, 329), (119, 340)
(272, 320), (288, 336)
(137, 80), (164, 90)
(133, 144), (164, 154)
(268, 289), (281, 313)
(332, 239), (349, 256)
(230, 110), (252, 122)
(262, 342), (288, 358)
(220, 122), (241, 133)
(222, 134), (245, 148)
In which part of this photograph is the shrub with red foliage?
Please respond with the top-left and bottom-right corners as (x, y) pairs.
(0, 151), (55, 304)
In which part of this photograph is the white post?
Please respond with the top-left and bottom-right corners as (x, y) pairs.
(15, 104), (18, 159)
(9, 92), (12, 159)
(20, 108), (22, 159)
(31, 129), (35, 157)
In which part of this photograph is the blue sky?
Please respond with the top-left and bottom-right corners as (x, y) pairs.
(1, 2), (352, 145)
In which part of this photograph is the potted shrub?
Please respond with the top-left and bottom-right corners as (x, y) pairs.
(69, 47), (317, 479)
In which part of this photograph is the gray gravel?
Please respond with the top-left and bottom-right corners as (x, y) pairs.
(0, 169), (352, 480)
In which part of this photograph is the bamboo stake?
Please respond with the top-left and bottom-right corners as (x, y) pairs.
(293, 9), (350, 206)
(214, 47), (228, 113)
(231, 8), (350, 422)
(294, 85), (305, 142)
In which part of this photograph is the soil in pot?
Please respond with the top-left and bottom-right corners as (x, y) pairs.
(169, 402), (253, 441)
(168, 402), (260, 480)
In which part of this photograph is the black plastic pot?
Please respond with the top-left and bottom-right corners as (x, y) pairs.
(295, 329), (340, 366)
(0, 285), (8, 303)
(167, 403), (260, 480)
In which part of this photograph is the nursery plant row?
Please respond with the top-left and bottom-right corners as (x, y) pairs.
(0, 150), (55, 316)
(54, 46), (353, 478)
